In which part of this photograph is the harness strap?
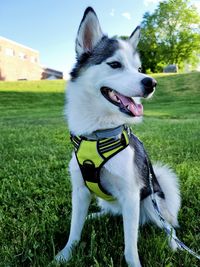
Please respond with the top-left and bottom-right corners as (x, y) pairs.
(82, 125), (124, 140)
(71, 128), (129, 201)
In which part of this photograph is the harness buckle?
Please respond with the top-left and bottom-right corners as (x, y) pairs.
(82, 160), (98, 182)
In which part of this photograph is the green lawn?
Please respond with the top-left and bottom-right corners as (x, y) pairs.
(0, 73), (199, 267)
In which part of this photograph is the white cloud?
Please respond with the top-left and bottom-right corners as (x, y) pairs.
(144, 0), (162, 7)
(122, 12), (131, 20)
(109, 8), (115, 17)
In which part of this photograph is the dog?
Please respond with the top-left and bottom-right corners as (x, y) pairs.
(55, 7), (181, 267)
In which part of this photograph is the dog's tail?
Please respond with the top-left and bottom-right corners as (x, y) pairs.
(140, 163), (181, 228)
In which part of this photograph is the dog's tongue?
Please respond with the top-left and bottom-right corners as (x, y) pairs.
(116, 93), (143, 116)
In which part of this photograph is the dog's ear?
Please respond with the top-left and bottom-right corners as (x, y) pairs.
(129, 26), (141, 50)
(76, 7), (103, 57)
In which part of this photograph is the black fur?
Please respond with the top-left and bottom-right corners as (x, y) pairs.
(70, 36), (119, 80)
(129, 133), (164, 200)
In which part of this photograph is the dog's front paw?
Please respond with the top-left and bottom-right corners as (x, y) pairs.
(55, 247), (72, 263)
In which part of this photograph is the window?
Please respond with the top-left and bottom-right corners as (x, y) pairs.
(19, 52), (27, 60)
(5, 48), (15, 56)
(30, 56), (38, 63)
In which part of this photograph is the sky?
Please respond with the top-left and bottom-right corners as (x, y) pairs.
(1, 0), (200, 79)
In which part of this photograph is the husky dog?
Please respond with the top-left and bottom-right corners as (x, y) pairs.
(56, 7), (181, 267)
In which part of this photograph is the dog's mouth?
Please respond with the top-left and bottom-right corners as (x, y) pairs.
(101, 87), (143, 117)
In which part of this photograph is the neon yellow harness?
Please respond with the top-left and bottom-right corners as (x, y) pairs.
(71, 128), (129, 201)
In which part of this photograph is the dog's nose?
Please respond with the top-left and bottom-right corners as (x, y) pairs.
(142, 77), (157, 88)
(141, 77), (157, 97)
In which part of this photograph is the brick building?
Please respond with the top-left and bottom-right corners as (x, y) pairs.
(0, 36), (63, 81)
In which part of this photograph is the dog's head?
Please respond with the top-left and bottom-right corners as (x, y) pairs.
(67, 7), (157, 134)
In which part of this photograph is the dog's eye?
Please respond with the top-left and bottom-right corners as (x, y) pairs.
(107, 61), (122, 69)
(138, 67), (142, 73)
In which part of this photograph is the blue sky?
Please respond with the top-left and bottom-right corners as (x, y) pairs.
(1, 0), (200, 78)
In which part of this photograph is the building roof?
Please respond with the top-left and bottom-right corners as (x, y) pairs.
(43, 67), (63, 76)
(0, 36), (39, 53)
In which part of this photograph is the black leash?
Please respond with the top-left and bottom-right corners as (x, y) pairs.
(138, 133), (200, 260)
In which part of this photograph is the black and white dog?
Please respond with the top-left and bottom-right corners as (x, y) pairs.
(56, 7), (181, 267)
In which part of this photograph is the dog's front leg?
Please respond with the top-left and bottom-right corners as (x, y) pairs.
(121, 191), (142, 267)
(55, 170), (91, 263)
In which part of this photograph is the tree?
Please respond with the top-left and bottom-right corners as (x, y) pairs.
(138, 0), (200, 73)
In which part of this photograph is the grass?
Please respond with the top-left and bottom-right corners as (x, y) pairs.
(0, 73), (199, 267)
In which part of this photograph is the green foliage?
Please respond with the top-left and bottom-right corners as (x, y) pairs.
(0, 75), (200, 266)
(139, 0), (200, 73)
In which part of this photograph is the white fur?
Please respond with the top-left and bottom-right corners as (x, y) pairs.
(56, 7), (181, 267)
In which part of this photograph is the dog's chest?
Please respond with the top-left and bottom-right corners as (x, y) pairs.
(99, 145), (143, 197)
(70, 131), (147, 200)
